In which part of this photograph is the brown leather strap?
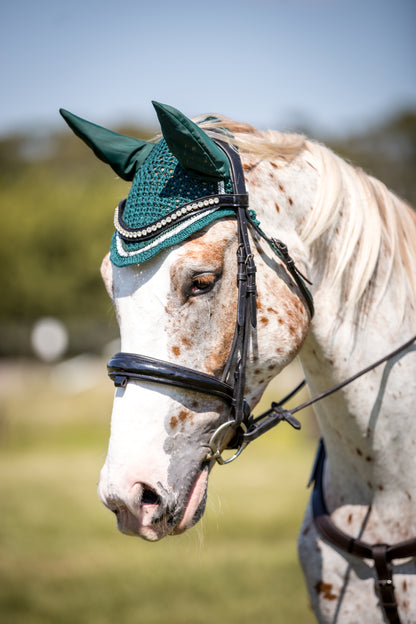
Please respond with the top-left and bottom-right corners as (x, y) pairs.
(372, 544), (400, 624)
(310, 439), (416, 624)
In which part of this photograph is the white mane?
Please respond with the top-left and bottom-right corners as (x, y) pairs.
(301, 139), (416, 319)
(197, 114), (416, 322)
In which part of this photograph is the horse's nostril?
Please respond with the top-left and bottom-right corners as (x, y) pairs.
(141, 486), (161, 506)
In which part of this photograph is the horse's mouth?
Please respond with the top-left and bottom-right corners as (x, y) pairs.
(114, 467), (209, 541)
(172, 466), (209, 535)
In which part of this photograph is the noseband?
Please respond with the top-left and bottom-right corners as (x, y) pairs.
(107, 137), (314, 463)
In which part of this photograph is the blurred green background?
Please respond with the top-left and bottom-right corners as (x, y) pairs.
(0, 111), (415, 623)
(0, 358), (317, 624)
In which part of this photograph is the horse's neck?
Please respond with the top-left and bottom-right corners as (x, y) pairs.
(298, 152), (416, 521)
(252, 144), (416, 524)
(300, 292), (416, 542)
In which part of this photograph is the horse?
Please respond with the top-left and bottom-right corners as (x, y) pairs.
(61, 102), (416, 623)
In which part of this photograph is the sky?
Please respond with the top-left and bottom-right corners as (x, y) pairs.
(1, 0), (415, 139)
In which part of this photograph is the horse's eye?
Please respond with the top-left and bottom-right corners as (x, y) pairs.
(190, 273), (219, 296)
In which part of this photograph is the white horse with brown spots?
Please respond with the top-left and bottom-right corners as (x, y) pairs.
(62, 103), (416, 623)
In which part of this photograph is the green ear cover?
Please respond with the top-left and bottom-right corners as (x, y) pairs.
(152, 101), (230, 181)
(59, 109), (155, 180)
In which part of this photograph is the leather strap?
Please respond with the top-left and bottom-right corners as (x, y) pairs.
(249, 222), (315, 319)
(213, 139), (257, 427)
(107, 352), (234, 403)
(310, 439), (416, 624)
(372, 544), (400, 624)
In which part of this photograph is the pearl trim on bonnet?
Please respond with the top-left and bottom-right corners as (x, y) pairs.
(114, 208), (218, 258)
(114, 197), (220, 240)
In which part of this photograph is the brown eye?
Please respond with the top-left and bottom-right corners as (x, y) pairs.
(191, 273), (218, 295)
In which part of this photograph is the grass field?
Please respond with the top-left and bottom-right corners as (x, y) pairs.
(0, 359), (317, 623)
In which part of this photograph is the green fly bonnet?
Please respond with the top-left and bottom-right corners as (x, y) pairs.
(60, 102), (253, 266)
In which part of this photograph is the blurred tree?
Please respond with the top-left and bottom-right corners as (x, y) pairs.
(326, 110), (416, 206)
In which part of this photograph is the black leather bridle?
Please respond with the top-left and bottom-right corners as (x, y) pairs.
(106, 137), (416, 622)
(107, 137), (314, 463)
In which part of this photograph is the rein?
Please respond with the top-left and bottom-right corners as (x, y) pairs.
(217, 333), (416, 462)
(222, 334), (416, 624)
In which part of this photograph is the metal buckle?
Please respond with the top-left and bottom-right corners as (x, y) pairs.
(375, 579), (394, 589)
(206, 421), (248, 465)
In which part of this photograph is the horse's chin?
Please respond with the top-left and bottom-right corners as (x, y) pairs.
(116, 467), (209, 542)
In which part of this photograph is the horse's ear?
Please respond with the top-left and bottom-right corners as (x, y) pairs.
(59, 109), (155, 181)
(152, 101), (230, 181)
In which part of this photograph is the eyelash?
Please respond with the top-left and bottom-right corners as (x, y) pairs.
(191, 273), (219, 296)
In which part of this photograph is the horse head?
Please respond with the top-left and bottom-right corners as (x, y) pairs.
(61, 103), (311, 540)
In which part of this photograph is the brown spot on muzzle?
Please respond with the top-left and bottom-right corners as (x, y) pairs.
(178, 410), (188, 423)
(170, 407), (195, 431)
